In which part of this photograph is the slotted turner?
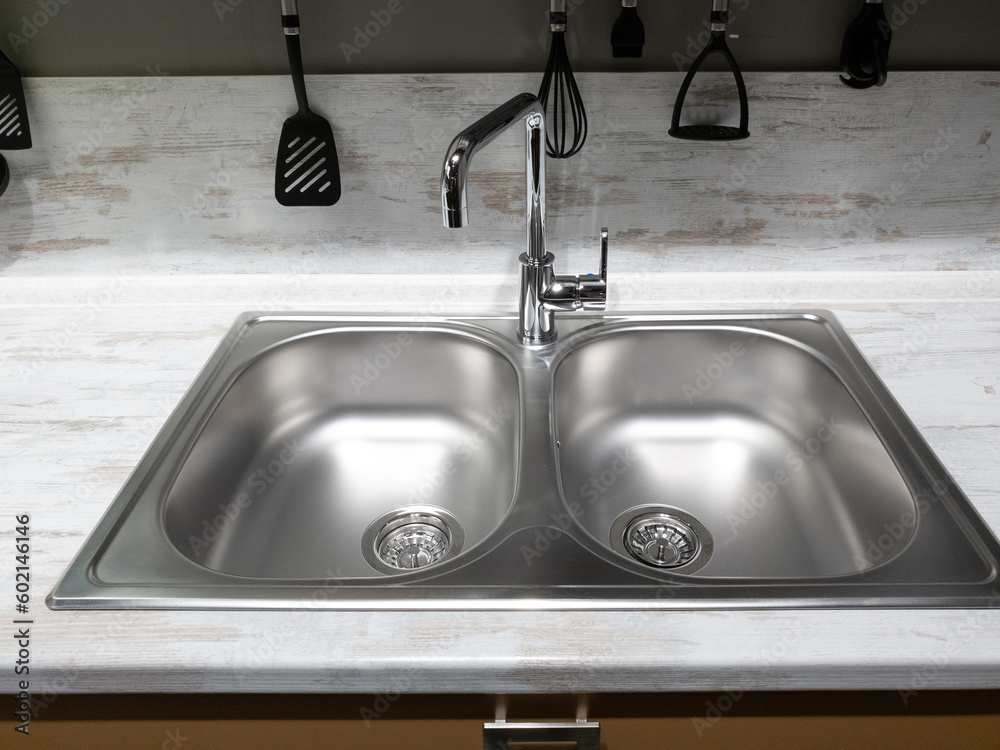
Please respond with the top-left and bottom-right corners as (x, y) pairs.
(0, 45), (32, 151)
(275, 0), (341, 206)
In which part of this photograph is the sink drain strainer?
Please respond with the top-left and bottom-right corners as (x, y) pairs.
(362, 507), (464, 575)
(610, 506), (713, 573)
(624, 514), (700, 567)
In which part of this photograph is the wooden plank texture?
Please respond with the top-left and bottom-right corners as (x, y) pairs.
(1, 73), (998, 276)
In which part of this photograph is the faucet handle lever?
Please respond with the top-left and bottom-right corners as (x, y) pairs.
(578, 227), (609, 310)
(598, 227), (609, 282)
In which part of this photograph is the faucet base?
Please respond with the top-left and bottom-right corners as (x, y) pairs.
(518, 330), (559, 347)
(517, 253), (558, 345)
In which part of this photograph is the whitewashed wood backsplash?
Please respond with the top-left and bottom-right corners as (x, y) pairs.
(1, 72), (997, 278)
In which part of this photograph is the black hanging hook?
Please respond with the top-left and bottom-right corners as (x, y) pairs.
(840, 0), (892, 89)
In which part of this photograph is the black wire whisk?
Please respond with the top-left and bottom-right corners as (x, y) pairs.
(538, 0), (587, 159)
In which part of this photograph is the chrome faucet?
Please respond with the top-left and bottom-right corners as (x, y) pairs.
(441, 92), (608, 345)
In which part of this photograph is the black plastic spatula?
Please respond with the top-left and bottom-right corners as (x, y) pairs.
(0, 45), (32, 151)
(275, 0), (341, 206)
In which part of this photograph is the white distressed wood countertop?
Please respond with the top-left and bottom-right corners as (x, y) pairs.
(0, 73), (998, 695)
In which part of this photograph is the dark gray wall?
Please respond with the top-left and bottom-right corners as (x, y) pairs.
(2, 0), (999, 76)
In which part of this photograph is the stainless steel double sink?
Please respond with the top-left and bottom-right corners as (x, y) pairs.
(48, 311), (1000, 610)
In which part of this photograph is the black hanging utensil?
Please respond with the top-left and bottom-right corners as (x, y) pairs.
(840, 0), (891, 89)
(669, 0), (749, 141)
(275, 0), (341, 206)
(0, 154), (9, 197)
(611, 0), (645, 58)
(538, 0), (587, 159)
(0, 45), (32, 151)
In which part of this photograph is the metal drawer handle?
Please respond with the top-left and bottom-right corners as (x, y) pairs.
(483, 720), (601, 749)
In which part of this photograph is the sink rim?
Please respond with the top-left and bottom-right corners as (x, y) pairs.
(47, 310), (1000, 611)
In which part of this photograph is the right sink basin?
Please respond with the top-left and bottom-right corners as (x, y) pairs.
(553, 326), (918, 579)
(550, 314), (999, 597)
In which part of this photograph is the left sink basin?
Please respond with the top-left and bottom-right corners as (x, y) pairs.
(163, 328), (519, 579)
(49, 315), (526, 609)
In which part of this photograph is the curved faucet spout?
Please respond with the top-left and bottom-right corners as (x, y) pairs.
(440, 93), (546, 261)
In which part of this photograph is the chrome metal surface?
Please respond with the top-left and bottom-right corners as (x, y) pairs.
(624, 514), (700, 567)
(549, 0), (568, 32)
(712, 0), (730, 32)
(553, 326), (924, 578)
(362, 507), (465, 575)
(48, 311), (1000, 610)
(610, 505), (714, 573)
(160, 328), (516, 579)
(440, 93), (544, 240)
(280, 0), (299, 35)
(441, 94), (608, 344)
